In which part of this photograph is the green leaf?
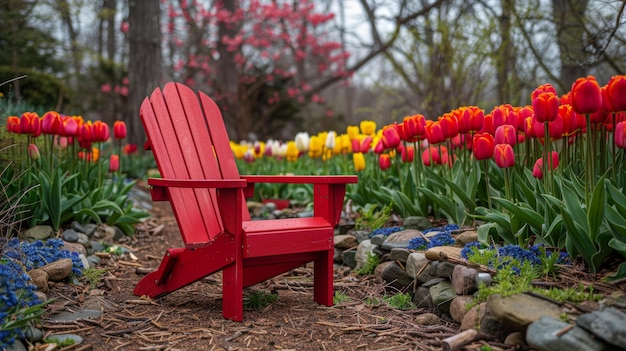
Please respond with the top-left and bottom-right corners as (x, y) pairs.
(606, 205), (626, 243)
(587, 177), (606, 242)
(604, 261), (626, 282)
(562, 184), (589, 232)
(491, 197), (544, 232)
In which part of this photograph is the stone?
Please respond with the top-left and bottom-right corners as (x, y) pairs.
(40, 258), (73, 282)
(402, 216), (432, 231)
(414, 313), (440, 326)
(63, 241), (87, 256)
(5, 340), (26, 351)
(428, 261), (439, 275)
(370, 234), (386, 246)
(436, 262), (456, 279)
(504, 332), (527, 346)
(406, 252), (430, 278)
(353, 230), (370, 243)
(527, 316), (614, 351)
(379, 262), (413, 290)
(86, 255), (101, 268)
(83, 223), (98, 237)
(25, 325), (44, 342)
(416, 263), (439, 284)
(381, 241), (412, 250)
(429, 281), (456, 314)
(425, 246), (462, 261)
(413, 287), (434, 311)
(46, 334), (83, 346)
(27, 269), (49, 292)
(76, 233), (90, 246)
(334, 248), (343, 263)
(88, 240), (105, 253)
(341, 249), (357, 269)
(334, 234), (358, 250)
(385, 229), (424, 243)
(450, 295), (474, 323)
(62, 229), (79, 242)
(48, 309), (102, 323)
(337, 222), (355, 234)
(21, 225), (54, 242)
(421, 278), (445, 288)
(461, 303), (485, 331)
(78, 254), (90, 270)
(452, 265), (478, 295)
(70, 221), (86, 234)
(487, 293), (563, 331)
(374, 261), (394, 280)
(576, 307), (626, 348)
(476, 272), (493, 287)
(455, 231), (478, 246)
(355, 240), (378, 270)
(389, 248), (411, 263)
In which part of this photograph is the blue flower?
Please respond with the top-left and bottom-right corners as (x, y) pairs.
(369, 226), (403, 238)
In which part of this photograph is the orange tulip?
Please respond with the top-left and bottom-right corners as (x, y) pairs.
(19, 112), (41, 136)
(494, 124), (517, 146)
(472, 132), (495, 160)
(491, 105), (517, 130)
(402, 114), (426, 142)
(458, 106), (484, 133)
(439, 113), (459, 139)
(531, 83), (557, 101)
(571, 76), (602, 115)
(426, 120), (446, 145)
(379, 154), (391, 170)
(494, 144), (515, 168)
(6, 116), (20, 133)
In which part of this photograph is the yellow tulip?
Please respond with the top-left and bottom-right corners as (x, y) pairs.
(346, 125), (360, 140)
(309, 135), (323, 158)
(360, 120), (377, 136)
(286, 141), (299, 162)
(353, 152), (366, 171)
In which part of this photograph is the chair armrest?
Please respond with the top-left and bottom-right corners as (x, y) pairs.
(242, 175), (357, 185)
(148, 178), (247, 201)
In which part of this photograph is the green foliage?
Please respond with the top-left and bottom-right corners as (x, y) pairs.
(243, 290), (279, 309)
(355, 252), (380, 276)
(81, 268), (107, 289)
(0, 68), (68, 109)
(355, 204), (391, 231)
(44, 337), (76, 347)
(382, 293), (415, 310)
(333, 291), (351, 305)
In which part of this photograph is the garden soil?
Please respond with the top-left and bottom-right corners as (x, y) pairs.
(40, 198), (475, 351)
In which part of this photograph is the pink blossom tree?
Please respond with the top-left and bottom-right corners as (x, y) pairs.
(163, 0), (352, 140)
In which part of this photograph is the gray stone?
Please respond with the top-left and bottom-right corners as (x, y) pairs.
(487, 293), (563, 331)
(428, 261), (439, 275)
(27, 269), (49, 292)
(413, 287), (434, 311)
(297, 210), (314, 218)
(62, 229), (79, 242)
(86, 255), (101, 268)
(476, 272), (493, 287)
(84, 223), (98, 237)
(370, 234), (386, 246)
(403, 216), (432, 231)
(379, 262), (414, 290)
(21, 225), (54, 242)
(334, 248), (343, 263)
(406, 252), (430, 278)
(381, 240), (411, 250)
(25, 325), (44, 342)
(48, 309), (102, 323)
(341, 249), (357, 269)
(461, 303), (485, 331)
(389, 248), (411, 263)
(5, 339), (26, 351)
(355, 240), (378, 270)
(414, 313), (440, 326)
(429, 281), (456, 314)
(353, 230), (370, 243)
(78, 254), (90, 271)
(385, 229), (424, 243)
(70, 221), (87, 234)
(76, 233), (90, 246)
(450, 295), (474, 323)
(436, 262), (456, 279)
(89, 240), (105, 252)
(40, 258), (74, 282)
(337, 222), (355, 234)
(455, 231), (478, 246)
(425, 246), (462, 261)
(452, 265), (478, 295)
(421, 278), (445, 288)
(334, 234), (358, 250)
(576, 307), (626, 348)
(417, 263), (439, 284)
(504, 332), (527, 347)
(374, 261), (394, 281)
(527, 316), (615, 351)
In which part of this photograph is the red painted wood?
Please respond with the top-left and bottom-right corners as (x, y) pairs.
(136, 82), (359, 321)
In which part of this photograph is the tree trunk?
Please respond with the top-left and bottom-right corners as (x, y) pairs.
(552, 0), (589, 89)
(105, 0), (117, 60)
(496, 0), (514, 104)
(128, 0), (161, 148)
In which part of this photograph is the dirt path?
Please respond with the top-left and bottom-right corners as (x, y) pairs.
(43, 200), (461, 351)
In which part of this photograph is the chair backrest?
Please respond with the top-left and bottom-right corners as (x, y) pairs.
(140, 83), (248, 246)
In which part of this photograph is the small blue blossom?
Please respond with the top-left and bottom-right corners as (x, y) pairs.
(408, 237), (428, 250)
(461, 241), (484, 259)
(369, 226), (403, 238)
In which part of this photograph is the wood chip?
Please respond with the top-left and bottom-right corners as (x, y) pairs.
(118, 260), (142, 267)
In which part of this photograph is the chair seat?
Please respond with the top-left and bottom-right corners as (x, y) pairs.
(242, 217), (333, 258)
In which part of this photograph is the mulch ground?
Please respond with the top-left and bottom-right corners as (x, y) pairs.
(41, 200), (466, 351)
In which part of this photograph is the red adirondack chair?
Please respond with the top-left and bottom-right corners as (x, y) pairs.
(133, 82), (358, 321)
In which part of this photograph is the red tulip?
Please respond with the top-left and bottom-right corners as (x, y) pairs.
(560, 105), (580, 136)
(360, 136), (373, 153)
(422, 146), (449, 166)
(123, 143), (138, 154)
(41, 111), (63, 135)
(615, 121), (626, 149)
(19, 112), (41, 136)
(351, 138), (360, 153)
(472, 132), (495, 160)
(109, 155), (120, 172)
(479, 114), (495, 134)
(560, 92), (572, 106)
(92, 121), (110, 142)
(402, 114), (426, 142)
(532, 92), (560, 123)
(426, 120), (446, 145)
(379, 154), (391, 170)
(494, 124), (517, 146)
(531, 84), (557, 101)
(517, 105), (534, 130)
(458, 106), (484, 133)
(494, 144), (515, 168)
(439, 113), (459, 139)
(61, 117), (79, 137)
(492, 105), (517, 130)
(571, 76), (602, 115)
(113, 121), (127, 139)
(6, 116), (20, 133)
(373, 138), (385, 154)
(532, 152), (559, 179)
(589, 109), (608, 124)
(401, 145), (414, 163)
(382, 124), (401, 149)
(606, 75), (626, 112)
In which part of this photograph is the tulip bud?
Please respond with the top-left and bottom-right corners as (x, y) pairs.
(28, 144), (40, 160)
(109, 155), (120, 172)
(113, 121), (127, 139)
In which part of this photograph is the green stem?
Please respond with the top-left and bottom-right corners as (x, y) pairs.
(483, 159), (492, 210)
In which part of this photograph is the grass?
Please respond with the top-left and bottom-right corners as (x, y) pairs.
(81, 268), (107, 289)
(383, 293), (415, 310)
(243, 290), (279, 309)
(355, 252), (380, 276)
(333, 291), (351, 305)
